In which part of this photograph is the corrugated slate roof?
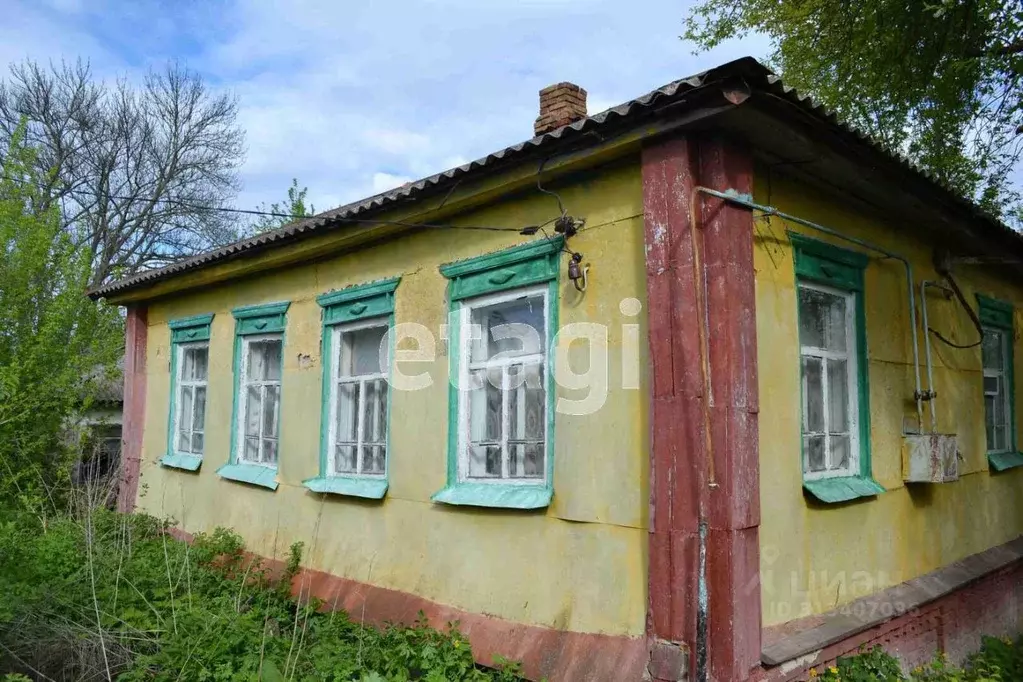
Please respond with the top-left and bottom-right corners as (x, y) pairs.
(88, 57), (1018, 300)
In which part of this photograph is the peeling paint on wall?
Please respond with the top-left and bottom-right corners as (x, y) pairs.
(754, 169), (1023, 626)
(137, 160), (651, 638)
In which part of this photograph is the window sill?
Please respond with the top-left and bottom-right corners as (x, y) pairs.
(159, 453), (202, 471)
(988, 451), (1023, 472)
(302, 476), (387, 499)
(803, 475), (884, 504)
(431, 482), (552, 509)
(216, 463), (279, 490)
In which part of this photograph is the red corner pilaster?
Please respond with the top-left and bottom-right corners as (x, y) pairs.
(118, 304), (148, 513)
(642, 134), (760, 682)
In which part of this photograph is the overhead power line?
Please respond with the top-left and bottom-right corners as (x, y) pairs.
(2, 177), (557, 234)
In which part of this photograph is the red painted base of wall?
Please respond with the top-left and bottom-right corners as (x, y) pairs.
(755, 561), (1023, 681)
(167, 528), (647, 682)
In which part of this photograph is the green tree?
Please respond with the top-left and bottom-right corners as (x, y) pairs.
(251, 178), (315, 233)
(0, 125), (121, 511)
(684, 0), (1023, 224)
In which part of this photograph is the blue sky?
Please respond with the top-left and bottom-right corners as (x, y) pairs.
(3, 0), (769, 216)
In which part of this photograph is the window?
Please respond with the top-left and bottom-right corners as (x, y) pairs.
(174, 343), (209, 456)
(162, 313), (213, 471)
(790, 233), (883, 503)
(330, 322), (389, 476)
(433, 238), (562, 509)
(977, 294), (1020, 471)
(305, 277), (399, 499)
(798, 283), (859, 479)
(982, 327), (1011, 453)
(218, 301), (289, 490)
(461, 286), (548, 481)
(239, 336), (283, 466)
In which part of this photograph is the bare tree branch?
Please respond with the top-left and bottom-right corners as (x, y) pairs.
(0, 59), (245, 286)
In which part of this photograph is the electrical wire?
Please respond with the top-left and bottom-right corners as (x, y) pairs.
(535, 157), (567, 217)
(1, 177), (542, 233)
(929, 272), (984, 349)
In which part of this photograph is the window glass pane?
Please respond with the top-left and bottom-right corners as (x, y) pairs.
(801, 356), (824, 433)
(470, 294), (545, 362)
(798, 287), (847, 351)
(508, 364), (545, 441)
(177, 430), (190, 453)
(993, 388), (1006, 449)
(523, 443), (543, 477)
(262, 385), (279, 438)
(831, 435), (850, 471)
(335, 444), (357, 473)
(336, 382), (358, 443)
(827, 359), (849, 433)
(244, 386), (262, 439)
(249, 339), (282, 381)
(508, 443), (544, 479)
(469, 368), (502, 444)
(244, 436), (259, 461)
(192, 386), (206, 432)
(340, 326), (387, 376)
(985, 394), (997, 450)
(191, 432), (204, 455)
(469, 445), (501, 478)
(982, 330), (1003, 370)
(194, 347), (208, 381)
(182, 348), (195, 381)
(993, 426), (1006, 452)
(178, 385), (193, 441)
(248, 342), (264, 380)
(184, 346), (208, 381)
(362, 379), (387, 444)
(261, 438), (277, 465)
(804, 435), (826, 472)
(362, 445), (386, 474)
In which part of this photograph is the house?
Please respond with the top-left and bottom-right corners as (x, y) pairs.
(71, 359), (123, 488)
(89, 58), (1023, 682)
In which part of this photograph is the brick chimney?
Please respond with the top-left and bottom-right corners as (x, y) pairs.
(534, 82), (587, 136)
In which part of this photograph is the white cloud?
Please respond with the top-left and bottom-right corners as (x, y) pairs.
(2, 0), (770, 217)
(372, 172), (414, 194)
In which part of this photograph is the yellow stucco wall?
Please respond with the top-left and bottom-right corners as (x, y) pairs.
(137, 159), (650, 637)
(755, 170), (1023, 626)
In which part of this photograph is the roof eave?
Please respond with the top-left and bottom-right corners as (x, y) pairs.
(89, 65), (761, 303)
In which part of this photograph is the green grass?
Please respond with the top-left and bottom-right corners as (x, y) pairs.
(812, 638), (1023, 682)
(0, 506), (525, 681)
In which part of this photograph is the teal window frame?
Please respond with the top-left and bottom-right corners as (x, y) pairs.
(431, 238), (562, 510)
(977, 294), (1023, 471)
(161, 314), (214, 471)
(217, 301), (290, 490)
(790, 233), (884, 503)
(303, 277), (400, 499)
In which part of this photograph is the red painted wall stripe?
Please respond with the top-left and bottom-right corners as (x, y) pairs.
(118, 304), (147, 513)
(642, 134), (760, 681)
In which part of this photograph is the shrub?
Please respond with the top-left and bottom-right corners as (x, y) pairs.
(0, 508), (524, 681)
(811, 636), (1023, 682)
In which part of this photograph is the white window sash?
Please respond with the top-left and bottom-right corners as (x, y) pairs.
(174, 342), (208, 456)
(456, 284), (549, 485)
(983, 327), (1012, 454)
(327, 319), (390, 478)
(798, 281), (860, 481)
(237, 334), (282, 468)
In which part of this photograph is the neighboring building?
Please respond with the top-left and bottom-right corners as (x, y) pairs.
(89, 58), (1023, 682)
(72, 359), (123, 488)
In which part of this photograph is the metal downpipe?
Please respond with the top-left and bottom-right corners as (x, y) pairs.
(692, 187), (925, 432)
